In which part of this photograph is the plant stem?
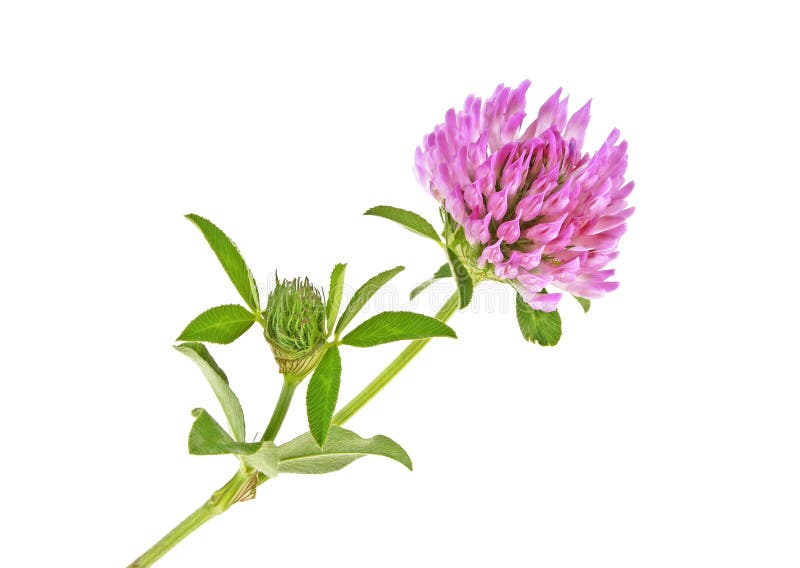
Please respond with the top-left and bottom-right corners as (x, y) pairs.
(332, 290), (460, 426)
(130, 370), (297, 566)
(127, 469), (252, 568)
(131, 291), (460, 566)
(262, 376), (298, 442)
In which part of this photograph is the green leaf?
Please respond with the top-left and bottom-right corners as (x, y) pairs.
(446, 248), (473, 309)
(188, 408), (250, 454)
(277, 426), (412, 474)
(515, 293), (562, 346)
(573, 295), (591, 313)
(240, 441), (279, 478)
(432, 264), (452, 278)
(334, 266), (404, 335)
(306, 346), (342, 447)
(177, 304), (256, 344)
(188, 409), (278, 477)
(326, 263), (347, 335)
(175, 343), (247, 442)
(409, 263), (452, 300)
(364, 205), (441, 243)
(341, 311), (457, 347)
(185, 214), (260, 312)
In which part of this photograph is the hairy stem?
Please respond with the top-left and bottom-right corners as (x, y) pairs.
(333, 291), (460, 425)
(127, 469), (252, 568)
(261, 376), (298, 442)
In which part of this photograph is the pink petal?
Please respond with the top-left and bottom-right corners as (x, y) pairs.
(496, 217), (521, 243)
(525, 291), (562, 312)
(517, 271), (552, 291)
(465, 214), (492, 244)
(463, 182), (484, 210)
(477, 240), (504, 267)
(487, 189), (509, 220)
(523, 214), (568, 243)
(508, 248), (543, 270)
(516, 191), (545, 222)
(564, 100), (591, 150)
(590, 207), (635, 233)
(533, 88), (563, 136)
(494, 260), (520, 279)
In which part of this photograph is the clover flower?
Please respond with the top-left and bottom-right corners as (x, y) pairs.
(414, 81), (634, 311)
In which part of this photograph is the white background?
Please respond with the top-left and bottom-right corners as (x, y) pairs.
(1, 1), (798, 566)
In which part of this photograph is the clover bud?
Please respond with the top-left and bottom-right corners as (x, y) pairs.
(263, 277), (327, 380)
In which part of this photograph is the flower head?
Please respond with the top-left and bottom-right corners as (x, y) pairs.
(415, 81), (633, 311)
(263, 277), (327, 377)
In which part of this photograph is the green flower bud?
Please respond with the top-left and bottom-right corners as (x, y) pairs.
(263, 277), (327, 380)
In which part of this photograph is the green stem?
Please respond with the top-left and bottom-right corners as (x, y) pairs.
(132, 291), (460, 566)
(127, 469), (252, 568)
(262, 376), (298, 442)
(131, 369), (297, 567)
(332, 290), (460, 426)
